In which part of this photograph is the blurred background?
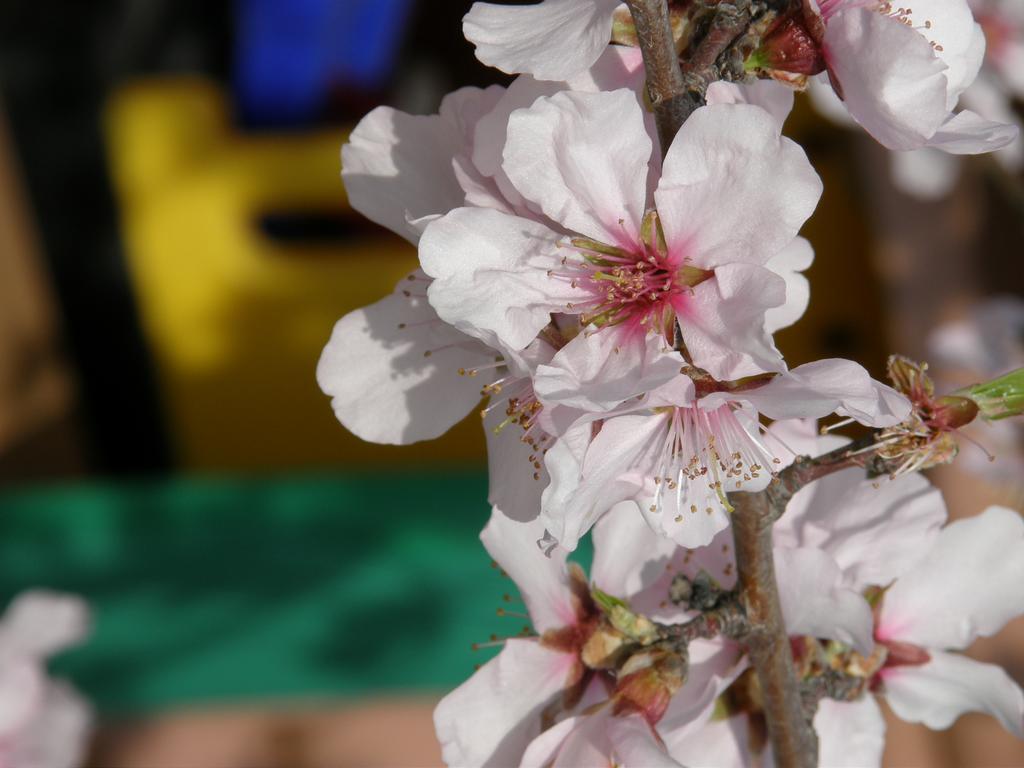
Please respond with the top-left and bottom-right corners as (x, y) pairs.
(0, 1), (1021, 765)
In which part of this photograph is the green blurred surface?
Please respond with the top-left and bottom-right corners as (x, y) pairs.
(0, 472), (591, 715)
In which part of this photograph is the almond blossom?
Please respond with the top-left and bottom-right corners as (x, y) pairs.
(435, 504), (742, 767)
(804, 0), (1018, 153)
(420, 90), (822, 408)
(675, 422), (1024, 765)
(0, 591), (93, 768)
(539, 361), (909, 550)
(463, 0), (621, 81)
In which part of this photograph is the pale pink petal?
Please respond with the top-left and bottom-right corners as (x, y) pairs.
(655, 104), (821, 269)
(764, 237), (814, 334)
(10, 679), (92, 768)
(0, 592), (89, 660)
(420, 207), (579, 349)
(814, 697), (886, 768)
(0, 660), (42, 738)
(823, 8), (950, 150)
(735, 359), (911, 427)
(542, 414), (661, 550)
(658, 639), (746, 735)
(484, 420), (547, 525)
(590, 501), (677, 598)
(608, 715), (683, 767)
(471, 44), (646, 186)
(519, 715), (583, 768)
(775, 547), (874, 653)
(434, 638), (578, 767)
(661, 714), (752, 768)
(316, 274), (497, 444)
(678, 263), (788, 381)
(533, 327), (685, 412)
(924, 108), (1019, 154)
(787, 472), (946, 592)
(807, 73), (858, 128)
(481, 508), (575, 633)
(502, 88), (652, 247)
(538, 422), (593, 548)
(341, 106), (465, 244)
(463, 0), (619, 81)
(882, 650), (1024, 736)
(552, 710), (616, 768)
(878, 506), (1024, 649)
(706, 80), (795, 127)
(889, 148), (960, 199)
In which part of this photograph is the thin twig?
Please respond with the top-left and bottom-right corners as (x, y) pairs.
(731, 492), (818, 768)
(623, 0), (690, 156)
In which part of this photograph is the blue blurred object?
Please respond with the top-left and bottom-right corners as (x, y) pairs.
(235, 0), (413, 127)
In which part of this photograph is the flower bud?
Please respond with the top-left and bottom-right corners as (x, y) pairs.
(959, 367), (1024, 422)
(591, 588), (660, 646)
(747, 14), (825, 77)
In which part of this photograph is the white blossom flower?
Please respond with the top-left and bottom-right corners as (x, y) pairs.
(463, 0), (622, 81)
(420, 90), (822, 409)
(0, 591), (92, 768)
(806, 0), (1018, 153)
(539, 362), (909, 550)
(434, 505), (741, 766)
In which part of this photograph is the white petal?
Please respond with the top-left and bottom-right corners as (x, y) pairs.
(806, 73), (859, 128)
(544, 412), (669, 551)
(503, 88), (652, 246)
(883, 650), (1024, 737)
(484, 419), (548, 525)
(678, 263), (788, 381)
(823, 8), (950, 150)
(924, 109), (1019, 154)
(10, 679), (92, 768)
(539, 422), (596, 551)
(889, 148), (961, 199)
(788, 472), (947, 592)
(908, 0), (985, 104)
(764, 237), (814, 334)
(706, 80), (795, 128)
(0, 591), (89, 659)
(0, 659), (42, 738)
(533, 327), (684, 412)
(316, 275), (496, 444)
(655, 104), (821, 269)
(463, 0), (619, 81)
(775, 547), (874, 653)
(661, 714), (752, 768)
(434, 638), (578, 767)
(737, 358), (910, 427)
(608, 715), (683, 768)
(814, 697), (886, 768)
(520, 714), (584, 768)
(481, 508), (576, 633)
(590, 501), (677, 599)
(420, 207), (576, 350)
(341, 106), (465, 244)
(879, 506), (1024, 649)
(658, 639), (747, 735)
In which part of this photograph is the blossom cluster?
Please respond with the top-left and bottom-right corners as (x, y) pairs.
(318, 1), (1024, 764)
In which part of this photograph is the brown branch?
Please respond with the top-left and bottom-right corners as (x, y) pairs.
(766, 432), (904, 517)
(625, 0), (755, 156)
(623, 0), (689, 156)
(731, 492), (818, 768)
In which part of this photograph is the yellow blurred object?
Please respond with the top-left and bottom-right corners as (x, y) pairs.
(104, 78), (483, 469)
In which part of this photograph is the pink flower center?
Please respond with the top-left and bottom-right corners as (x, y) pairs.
(548, 211), (711, 342)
